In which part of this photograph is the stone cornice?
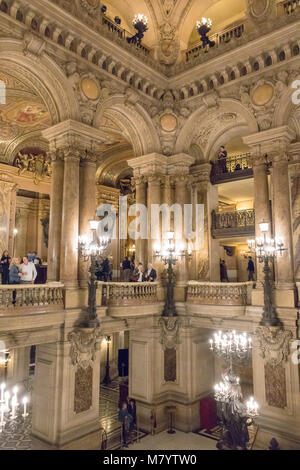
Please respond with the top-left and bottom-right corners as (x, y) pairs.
(128, 153), (195, 177)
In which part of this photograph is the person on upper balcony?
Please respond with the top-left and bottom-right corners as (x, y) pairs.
(247, 256), (255, 281)
(218, 146), (228, 173)
(144, 263), (157, 282)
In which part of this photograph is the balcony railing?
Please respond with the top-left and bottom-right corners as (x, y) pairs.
(210, 153), (253, 184)
(282, 0), (300, 15)
(0, 284), (64, 309)
(186, 22), (245, 62)
(187, 281), (252, 306)
(212, 209), (255, 238)
(101, 282), (158, 306)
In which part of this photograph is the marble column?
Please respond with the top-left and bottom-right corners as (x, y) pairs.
(174, 175), (189, 284)
(47, 152), (64, 282)
(134, 175), (147, 266)
(147, 175), (162, 265)
(252, 157), (271, 283)
(60, 149), (80, 287)
(0, 174), (18, 256)
(6, 347), (30, 387)
(79, 154), (97, 287)
(272, 154), (294, 288)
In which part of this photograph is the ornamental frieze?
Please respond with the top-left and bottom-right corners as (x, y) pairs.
(255, 326), (293, 366)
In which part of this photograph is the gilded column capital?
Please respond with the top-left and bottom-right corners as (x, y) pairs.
(80, 150), (97, 164)
(146, 174), (162, 185)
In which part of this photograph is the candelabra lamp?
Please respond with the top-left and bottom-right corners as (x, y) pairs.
(154, 232), (190, 317)
(78, 220), (110, 328)
(102, 335), (112, 385)
(248, 221), (285, 327)
(0, 382), (29, 435)
(127, 14), (148, 45)
(209, 330), (259, 450)
(196, 17), (215, 51)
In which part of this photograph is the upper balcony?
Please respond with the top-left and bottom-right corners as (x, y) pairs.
(210, 153), (253, 185)
(211, 209), (255, 239)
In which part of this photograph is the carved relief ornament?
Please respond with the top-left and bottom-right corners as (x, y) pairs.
(68, 327), (101, 370)
(159, 317), (181, 350)
(255, 326), (293, 366)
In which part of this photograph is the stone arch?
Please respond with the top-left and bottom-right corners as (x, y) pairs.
(273, 76), (300, 129)
(94, 94), (161, 156)
(5, 132), (49, 164)
(175, 98), (258, 159)
(0, 38), (79, 124)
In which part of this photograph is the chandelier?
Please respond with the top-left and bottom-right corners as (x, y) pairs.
(0, 383), (29, 433)
(196, 17), (212, 29)
(209, 329), (259, 450)
(132, 14), (148, 26)
(196, 17), (215, 50)
(127, 13), (148, 46)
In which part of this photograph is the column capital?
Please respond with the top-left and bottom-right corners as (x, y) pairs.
(190, 163), (211, 184)
(42, 120), (109, 156)
(243, 126), (296, 160)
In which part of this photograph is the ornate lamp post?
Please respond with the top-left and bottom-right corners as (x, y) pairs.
(209, 330), (259, 450)
(127, 14), (148, 45)
(78, 220), (110, 328)
(102, 335), (112, 386)
(248, 221), (285, 327)
(154, 232), (190, 317)
(196, 17), (215, 50)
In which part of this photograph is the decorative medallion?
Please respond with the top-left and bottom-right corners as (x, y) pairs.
(251, 84), (274, 106)
(247, 0), (275, 22)
(160, 113), (178, 132)
(80, 77), (101, 101)
(255, 326), (293, 366)
(69, 327), (101, 370)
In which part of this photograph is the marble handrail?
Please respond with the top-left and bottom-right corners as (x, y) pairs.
(100, 282), (158, 306)
(187, 281), (253, 306)
(0, 283), (64, 308)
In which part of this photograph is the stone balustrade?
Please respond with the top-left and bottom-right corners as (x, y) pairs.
(100, 282), (158, 306)
(0, 284), (64, 309)
(187, 281), (253, 306)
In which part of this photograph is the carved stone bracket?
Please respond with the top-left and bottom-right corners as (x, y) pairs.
(68, 327), (101, 370)
(255, 326), (293, 366)
(159, 316), (181, 350)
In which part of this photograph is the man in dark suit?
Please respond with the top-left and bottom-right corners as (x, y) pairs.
(218, 145), (228, 173)
(144, 263), (157, 282)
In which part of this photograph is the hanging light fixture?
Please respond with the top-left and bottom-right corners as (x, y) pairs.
(196, 17), (215, 51)
(127, 14), (149, 46)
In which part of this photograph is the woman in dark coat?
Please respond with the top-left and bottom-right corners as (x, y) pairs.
(1, 250), (11, 284)
(118, 401), (132, 448)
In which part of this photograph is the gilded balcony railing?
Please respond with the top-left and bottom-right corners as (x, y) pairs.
(101, 282), (158, 306)
(187, 281), (252, 306)
(210, 153), (253, 184)
(212, 209), (255, 238)
(186, 22), (245, 62)
(0, 284), (64, 309)
(282, 0), (300, 15)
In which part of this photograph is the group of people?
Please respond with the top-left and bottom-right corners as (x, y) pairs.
(121, 257), (157, 283)
(1, 251), (38, 288)
(220, 256), (255, 282)
(118, 399), (136, 448)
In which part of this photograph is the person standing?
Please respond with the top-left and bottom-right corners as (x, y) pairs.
(118, 401), (132, 448)
(122, 256), (132, 282)
(9, 257), (21, 305)
(247, 256), (255, 281)
(19, 256), (37, 284)
(132, 263), (145, 282)
(128, 399), (137, 432)
(220, 259), (229, 282)
(218, 146), (228, 173)
(1, 250), (11, 285)
(144, 263), (157, 282)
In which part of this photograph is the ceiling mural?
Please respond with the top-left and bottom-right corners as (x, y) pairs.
(0, 71), (51, 160)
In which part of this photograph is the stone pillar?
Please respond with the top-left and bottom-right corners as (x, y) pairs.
(147, 175), (162, 265)
(79, 153), (97, 287)
(174, 175), (188, 285)
(60, 150), (80, 287)
(252, 157), (271, 283)
(134, 175), (147, 266)
(272, 154), (294, 288)
(6, 347), (30, 387)
(47, 152), (64, 281)
(193, 164), (219, 282)
(32, 328), (102, 449)
(0, 173), (18, 256)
